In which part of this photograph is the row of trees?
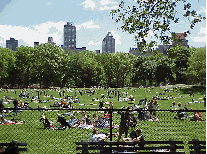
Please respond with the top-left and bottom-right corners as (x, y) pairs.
(0, 43), (205, 88)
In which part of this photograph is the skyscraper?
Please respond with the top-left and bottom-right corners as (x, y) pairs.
(63, 22), (76, 50)
(102, 32), (115, 53)
(6, 38), (18, 51)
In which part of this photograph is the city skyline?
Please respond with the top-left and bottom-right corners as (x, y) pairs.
(0, 0), (206, 52)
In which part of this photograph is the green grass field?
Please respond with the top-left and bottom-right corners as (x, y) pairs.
(0, 85), (206, 153)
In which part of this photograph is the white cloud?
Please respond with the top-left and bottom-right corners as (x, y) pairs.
(0, 21), (66, 47)
(99, 0), (118, 10)
(81, 0), (96, 10)
(198, 26), (206, 35)
(100, 0), (117, 5)
(111, 30), (121, 45)
(197, 6), (206, 14)
(191, 36), (206, 43)
(76, 20), (100, 30)
(0, 20), (101, 48)
(46, 2), (52, 5)
(100, 5), (118, 10)
(88, 41), (101, 45)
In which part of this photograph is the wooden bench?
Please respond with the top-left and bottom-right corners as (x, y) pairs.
(76, 139), (184, 154)
(188, 139), (206, 154)
(0, 140), (27, 153)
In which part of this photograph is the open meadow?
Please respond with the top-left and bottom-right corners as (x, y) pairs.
(0, 85), (206, 153)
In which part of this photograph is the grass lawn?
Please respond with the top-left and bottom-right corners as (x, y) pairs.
(0, 85), (206, 153)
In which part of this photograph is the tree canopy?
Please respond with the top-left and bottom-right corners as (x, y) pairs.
(111, 0), (205, 50)
(186, 47), (206, 85)
(0, 44), (205, 88)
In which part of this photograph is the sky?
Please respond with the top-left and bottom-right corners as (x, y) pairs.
(0, 0), (206, 53)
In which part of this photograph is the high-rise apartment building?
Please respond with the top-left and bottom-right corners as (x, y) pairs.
(6, 38), (18, 51)
(102, 32), (115, 53)
(63, 22), (76, 50)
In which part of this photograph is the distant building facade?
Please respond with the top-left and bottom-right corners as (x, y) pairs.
(75, 47), (86, 52)
(64, 22), (76, 50)
(6, 38), (18, 51)
(129, 42), (152, 56)
(48, 37), (56, 45)
(172, 33), (188, 47)
(34, 42), (39, 46)
(95, 50), (100, 54)
(129, 48), (140, 57)
(157, 45), (172, 56)
(102, 32), (115, 53)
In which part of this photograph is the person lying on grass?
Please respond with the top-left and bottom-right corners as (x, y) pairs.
(1, 117), (25, 125)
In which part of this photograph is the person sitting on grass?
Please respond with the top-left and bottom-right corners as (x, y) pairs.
(119, 128), (144, 153)
(190, 112), (205, 121)
(50, 99), (61, 107)
(68, 115), (77, 128)
(171, 102), (176, 107)
(86, 115), (92, 125)
(89, 128), (108, 142)
(123, 128), (144, 144)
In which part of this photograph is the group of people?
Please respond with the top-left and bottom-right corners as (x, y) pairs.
(67, 111), (111, 129)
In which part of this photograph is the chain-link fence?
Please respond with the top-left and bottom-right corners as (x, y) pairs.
(0, 108), (206, 153)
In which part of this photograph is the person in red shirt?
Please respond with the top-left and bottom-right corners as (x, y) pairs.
(61, 100), (66, 105)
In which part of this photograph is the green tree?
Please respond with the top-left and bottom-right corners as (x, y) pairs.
(15, 46), (34, 87)
(111, 0), (205, 50)
(186, 47), (206, 85)
(167, 44), (192, 83)
(132, 55), (148, 86)
(69, 51), (105, 87)
(150, 52), (176, 85)
(0, 47), (15, 87)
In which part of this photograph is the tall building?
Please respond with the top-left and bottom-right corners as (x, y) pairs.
(64, 22), (76, 50)
(102, 32), (115, 53)
(48, 37), (56, 45)
(6, 38), (18, 51)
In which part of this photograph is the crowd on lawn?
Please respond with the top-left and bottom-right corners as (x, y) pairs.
(0, 86), (206, 126)
(0, 86), (206, 153)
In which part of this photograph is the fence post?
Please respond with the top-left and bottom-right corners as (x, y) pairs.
(192, 139), (200, 154)
(81, 140), (88, 154)
(109, 108), (113, 154)
(169, 139), (176, 153)
(109, 108), (113, 142)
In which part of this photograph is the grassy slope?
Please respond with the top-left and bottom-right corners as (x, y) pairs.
(0, 85), (206, 153)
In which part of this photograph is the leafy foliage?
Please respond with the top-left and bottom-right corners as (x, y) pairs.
(186, 47), (206, 85)
(111, 0), (205, 50)
(0, 45), (205, 87)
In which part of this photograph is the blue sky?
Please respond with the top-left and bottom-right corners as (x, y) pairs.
(0, 0), (206, 52)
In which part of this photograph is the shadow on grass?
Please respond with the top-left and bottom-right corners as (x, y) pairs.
(180, 86), (206, 94)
